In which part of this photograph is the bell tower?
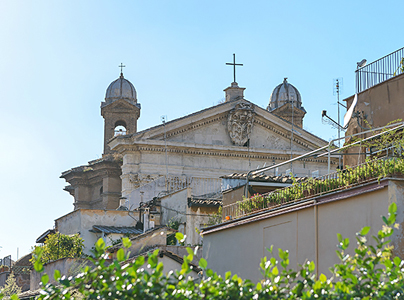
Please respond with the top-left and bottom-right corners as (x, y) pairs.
(101, 67), (141, 154)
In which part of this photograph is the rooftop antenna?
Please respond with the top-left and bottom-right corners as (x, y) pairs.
(290, 93), (295, 172)
(161, 115), (168, 176)
(333, 78), (345, 147)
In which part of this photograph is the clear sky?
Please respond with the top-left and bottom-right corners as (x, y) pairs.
(0, 0), (403, 261)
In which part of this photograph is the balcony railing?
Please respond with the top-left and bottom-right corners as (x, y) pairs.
(356, 47), (404, 93)
(223, 156), (404, 220)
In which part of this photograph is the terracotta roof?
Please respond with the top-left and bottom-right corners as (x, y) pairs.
(188, 198), (222, 207)
(35, 229), (56, 243)
(13, 253), (32, 267)
(90, 225), (143, 235)
(221, 173), (308, 183)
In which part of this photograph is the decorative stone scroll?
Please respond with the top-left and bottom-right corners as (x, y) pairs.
(128, 173), (160, 189)
(227, 103), (254, 146)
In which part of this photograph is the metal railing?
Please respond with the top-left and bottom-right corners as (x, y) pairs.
(223, 156), (404, 220)
(356, 47), (404, 93)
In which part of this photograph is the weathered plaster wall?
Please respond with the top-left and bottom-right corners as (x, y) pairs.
(160, 189), (189, 226)
(186, 206), (217, 246)
(203, 180), (402, 283)
(30, 258), (92, 291)
(56, 209), (136, 254)
(0, 271), (9, 288)
(344, 73), (404, 167)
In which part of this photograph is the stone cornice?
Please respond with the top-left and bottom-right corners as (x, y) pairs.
(114, 142), (335, 164)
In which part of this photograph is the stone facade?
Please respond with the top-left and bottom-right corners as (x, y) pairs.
(59, 73), (337, 248)
(110, 94), (334, 209)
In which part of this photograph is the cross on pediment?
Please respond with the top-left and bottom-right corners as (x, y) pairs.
(226, 53), (243, 83)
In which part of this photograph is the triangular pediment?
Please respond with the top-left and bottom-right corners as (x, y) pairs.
(122, 99), (327, 153)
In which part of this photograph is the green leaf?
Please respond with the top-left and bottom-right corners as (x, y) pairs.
(267, 245), (274, 254)
(122, 237), (132, 248)
(343, 238), (350, 249)
(186, 247), (194, 262)
(186, 247), (193, 256)
(149, 252), (158, 268)
(54, 269), (61, 281)
(308, 261), (315, 272)
(394, 256), (401, 267)
(359, 226), (370, 236)
(279, 248), (285, 260)
(117, 248), (125, 262)
(319, 273), (327, 283)
(389, 202), (397, 214)
(225, 271), (231, 280)
(272, 266), (279, 275)
(382, 216), (389, 225)
(156, 262), (164, 273)
(95, 238), (105, 251)
(34, 259), (44, 273)
(180, 258), (189, 275)
(41, 273), (49, 285)
(256, 282), (262, 291)
(199, 258), (207, 269)
(175, 232), (184, 242)
(10, 295), (19, 300)
(337, 233), (343, 243)
(135, 255), (145, 266)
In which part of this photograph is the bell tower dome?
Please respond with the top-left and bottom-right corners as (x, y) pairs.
(101, 68), (141, 154)
(267, 78), (306, 128)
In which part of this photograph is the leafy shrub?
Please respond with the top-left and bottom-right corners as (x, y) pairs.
(2, 203), (403, 299)
(238, 157), (404, 216)
(0, 273), (21, 297)
(31, 233), (84, 265)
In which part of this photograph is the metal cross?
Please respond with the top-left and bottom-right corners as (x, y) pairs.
(119, 63), (126, 74)
(226, 53), (243, 83)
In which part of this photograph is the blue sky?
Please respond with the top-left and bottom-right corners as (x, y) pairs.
(0, 0), (403, 260)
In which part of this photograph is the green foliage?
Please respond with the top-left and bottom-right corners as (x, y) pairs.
(238, 157), (404, 216)
(31, 233), (84, 265)
(0, 273), (22, 297)
(393, 57), (404, 76)
(3, 203), (402, 300)
(166, 218), (181, 245)
(205, 206), (222, 226)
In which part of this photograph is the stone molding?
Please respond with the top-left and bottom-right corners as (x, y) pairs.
(119, 145), (334, 164)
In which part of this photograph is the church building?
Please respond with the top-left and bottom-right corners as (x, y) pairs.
(60, 65), (336, 246)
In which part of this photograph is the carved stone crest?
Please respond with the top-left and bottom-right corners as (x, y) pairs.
(227, 103), (254, 146)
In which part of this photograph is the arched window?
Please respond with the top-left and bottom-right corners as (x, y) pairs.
(114, 120), (127, 136)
